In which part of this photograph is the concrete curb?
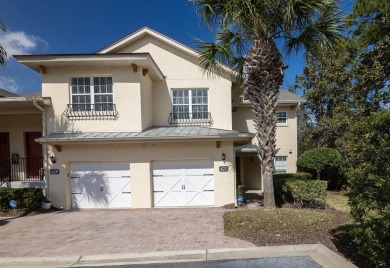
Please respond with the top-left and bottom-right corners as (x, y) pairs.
(0, 244), (357, 268)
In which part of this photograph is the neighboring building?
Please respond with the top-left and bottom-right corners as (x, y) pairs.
(3, 27), (303, 209)
(0, 89), (50, 191)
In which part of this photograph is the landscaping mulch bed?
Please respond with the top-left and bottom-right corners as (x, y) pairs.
(0, 208), (57, 218)
(224, 207), (371, 267)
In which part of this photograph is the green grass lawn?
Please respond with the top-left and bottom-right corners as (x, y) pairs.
(223, 192), (370, 266)
(326, 191), (350, 214)
(225, 208), (334, 234)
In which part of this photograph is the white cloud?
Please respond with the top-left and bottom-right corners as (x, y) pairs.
(0, 30), (47, 57)
(0, 76), (20, 93)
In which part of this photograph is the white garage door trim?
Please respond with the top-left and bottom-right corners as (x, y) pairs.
(153, 160), (214, 207)
(70, 162), (131, 209)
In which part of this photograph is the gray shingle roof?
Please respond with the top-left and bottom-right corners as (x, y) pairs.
(279, 90), (306, 103)
(37, 126), (255, 144)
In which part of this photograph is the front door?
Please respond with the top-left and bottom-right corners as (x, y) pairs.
(0, 132), (10, 180)
(25, 132), (42, 179)
(0, 132), (10, 160)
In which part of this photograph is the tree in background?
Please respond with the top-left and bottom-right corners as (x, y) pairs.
(0, 20), (6, 66)
(295, 0), (389, 151)
(191, 0), (342, 208)
(341, 111), (390, 266)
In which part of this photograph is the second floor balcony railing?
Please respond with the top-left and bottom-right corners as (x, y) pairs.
(64, 104), (119, 120)
(168, 112), (213, 126)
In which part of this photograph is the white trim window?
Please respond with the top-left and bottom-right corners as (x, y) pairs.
(172, 89), (208, 119)
(70, 77), (113, 111)
(275, 156), (288, 173)
(277, 111), (287, 123)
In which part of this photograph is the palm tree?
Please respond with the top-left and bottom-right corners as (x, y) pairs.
(191, 0), (342, 208)
(0, 20), (7, 66)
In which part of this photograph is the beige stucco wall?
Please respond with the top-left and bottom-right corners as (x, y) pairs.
(241, 156), (262, 190)
(46, 141), (235, 209)
(116, 36), (233, 130)
(233, 104), (298, 173)
(42, 66), (145, 133)
(140, 73), (153, 130)
(0, 114), (42, 158)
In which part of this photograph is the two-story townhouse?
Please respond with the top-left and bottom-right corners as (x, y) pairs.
(9, 27), (303, 210)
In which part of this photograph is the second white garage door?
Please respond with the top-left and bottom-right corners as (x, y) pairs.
(70, 162), (131, 209)
(153, 160), (214, 207)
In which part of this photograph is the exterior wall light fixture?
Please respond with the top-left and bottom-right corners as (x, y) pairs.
(50, 155), (56, 164)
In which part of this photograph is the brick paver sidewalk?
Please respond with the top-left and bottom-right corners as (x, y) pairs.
(0, 208), (253, 257)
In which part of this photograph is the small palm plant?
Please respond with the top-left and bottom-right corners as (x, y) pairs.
(0, 20), (6, 66)
(191, 0), (343, 208)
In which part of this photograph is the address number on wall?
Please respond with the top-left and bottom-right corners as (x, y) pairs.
(219, 166), (228, 172)
(50, 169), (60, 175)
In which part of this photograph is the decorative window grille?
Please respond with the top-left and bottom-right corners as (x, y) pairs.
(65, 77), (118, 120)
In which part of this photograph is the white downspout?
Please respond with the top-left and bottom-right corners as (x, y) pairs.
(32, 100), (48, 198)
(233, 147), (238, 208)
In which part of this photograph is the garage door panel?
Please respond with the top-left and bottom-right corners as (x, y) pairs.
(70, 162), (130, 178)
(105, 193), (131, 208)
(72, 193), (110, 209)
(153, 160), (214, 207)
(185, 176), (213, 191)
(154, 191), (182, 207)
(186, 192), (214, 206)
(70, 162), (131, 209)
(105, 177), (131, 193)
(153, 176), (182, 191)
(153, 161), (184, 176)
(185, 160), (213, 176)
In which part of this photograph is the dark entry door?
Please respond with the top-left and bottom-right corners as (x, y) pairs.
(0, 133), (10, 180)
(0, 132), (10, 160)
(25, 132), (42, 179)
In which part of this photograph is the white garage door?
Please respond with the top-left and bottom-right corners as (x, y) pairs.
(153, 160), (214, 207)
(70, 162), (131, 209)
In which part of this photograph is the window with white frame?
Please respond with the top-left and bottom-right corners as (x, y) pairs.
(70, 77), (113, 111)
(277, 111), (287, 123)
(274, 156), (288, 173)
(172, 89), (208, 119)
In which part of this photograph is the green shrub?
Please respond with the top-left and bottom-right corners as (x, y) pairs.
(274, 178), (327, 208)
(297, 147), (345, 180)
(0, 188), (44, 211)
(273, 173), (312, 180)
(237, 185), (245, 204)
(341, 111), (390, 267)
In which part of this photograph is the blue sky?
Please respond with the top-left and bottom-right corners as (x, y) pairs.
(0, 0), (354, 94)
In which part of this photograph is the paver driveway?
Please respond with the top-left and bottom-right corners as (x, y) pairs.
(0, 208), (253, 257)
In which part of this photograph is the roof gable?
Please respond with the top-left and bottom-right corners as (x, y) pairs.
(97, 27), (199, 57)
(97, 27), (235, 80)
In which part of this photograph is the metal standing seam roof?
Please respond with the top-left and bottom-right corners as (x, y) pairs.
(36, 126), (255, 144)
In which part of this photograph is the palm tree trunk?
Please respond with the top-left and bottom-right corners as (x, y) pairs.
(245, 39), (285, 209)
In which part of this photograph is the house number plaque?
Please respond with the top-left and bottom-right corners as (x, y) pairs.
(219, 166), (228, 172)
(50, 169), (60, 175)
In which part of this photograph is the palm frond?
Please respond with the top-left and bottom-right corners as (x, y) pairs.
(283, 1), (343, 57)
(0, 19), (6, 66)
